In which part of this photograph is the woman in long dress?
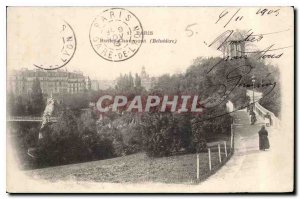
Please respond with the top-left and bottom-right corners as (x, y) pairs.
(258, 126), (270, 150)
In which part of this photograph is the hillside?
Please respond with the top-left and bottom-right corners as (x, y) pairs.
(27, 152), (224, 184)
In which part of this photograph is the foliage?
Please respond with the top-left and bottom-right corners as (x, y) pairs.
(259, 83), (281, 117)
(115, 73), (144, 95)
(30, 78), (45, 115)
(141, 113), (174, 157)
(7, 78), (46, 116)
(36, 108), (92, 167)
(59, 92), (89, 111)
(256, 64), (281, 117)
(10, 53), (281, 168)
(8, 122), (40, 169)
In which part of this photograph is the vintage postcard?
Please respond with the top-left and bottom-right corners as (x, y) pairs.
(6, 7), (294, 193)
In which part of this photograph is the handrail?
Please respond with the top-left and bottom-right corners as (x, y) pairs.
(246, 89), (280, 128)
(253, 102), (280, 128)
(7, 116), (57, 122)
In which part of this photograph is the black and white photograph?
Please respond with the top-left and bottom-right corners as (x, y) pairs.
(5, 6), (294, 193)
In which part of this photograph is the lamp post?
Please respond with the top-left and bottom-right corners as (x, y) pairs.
(251, 75), (256, 103)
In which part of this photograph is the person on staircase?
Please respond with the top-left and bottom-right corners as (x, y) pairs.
(250, 111), (257, 125)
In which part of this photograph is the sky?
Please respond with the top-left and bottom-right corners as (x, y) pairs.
(7, 7), (293, 80)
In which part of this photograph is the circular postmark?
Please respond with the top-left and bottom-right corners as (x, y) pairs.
(89, 8), (144, 62)
(33, 20), (76, 70)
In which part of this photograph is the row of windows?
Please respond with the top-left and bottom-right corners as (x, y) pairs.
(14, 87), (85, 94)
(12, 82), (86, 87)
(12, 79), (86, 83)
(12, 72), (84, 78)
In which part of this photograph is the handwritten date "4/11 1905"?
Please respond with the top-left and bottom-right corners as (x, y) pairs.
(185, 8), (281, 37)
(215, 8), (280, 28)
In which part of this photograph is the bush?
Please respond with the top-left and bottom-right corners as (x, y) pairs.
(141, 113), (179, 157)
(35, 108), (94, 167)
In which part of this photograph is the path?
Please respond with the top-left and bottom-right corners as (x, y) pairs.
(197, 109), (293, 192)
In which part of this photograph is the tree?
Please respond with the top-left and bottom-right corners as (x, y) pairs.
(37, 108), (91, 165)
(60, 92), (89, 111)
(30, 78), (45, 115)
(190, 116), (207, 153)
(15, 95), (26, 116)
(128, 72), (134, 88)
(259, 83), (281, 117)
(52, 108), (79, 140)
(135, 73), (142, 88)
(175, 114), (193, 152)
(77, 109), (98, 157)
(134, 73), (143, 93)
(7, 92), (16, 115)
(115, 73), (145, 97)
(141, 113), (176, 157)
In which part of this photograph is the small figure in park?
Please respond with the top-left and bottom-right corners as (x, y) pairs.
(258, 125), (270, 151)
(250, 111), (257, 125)
(265, 112), (272, 126)
(248, 105), (254, 114)
(249, 109), (255, 117)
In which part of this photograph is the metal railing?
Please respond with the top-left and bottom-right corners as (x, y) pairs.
(253, 102), (280, 128)
(246, 89), (280, 128)
(7, 116), (57, 122)
(196, 121), (235, 180)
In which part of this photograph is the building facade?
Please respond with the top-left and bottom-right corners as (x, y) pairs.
(7, 69), (91, 95)
(140, 66), (156, 90)
(91, 80), (99, 91)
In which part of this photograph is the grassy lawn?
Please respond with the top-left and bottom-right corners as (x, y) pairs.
(27, 150), (231, 184)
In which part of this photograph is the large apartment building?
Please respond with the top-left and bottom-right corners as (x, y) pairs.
(7, 68), (91, 95)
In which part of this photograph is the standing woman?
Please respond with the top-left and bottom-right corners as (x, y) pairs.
(258, 126), (270, 151)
